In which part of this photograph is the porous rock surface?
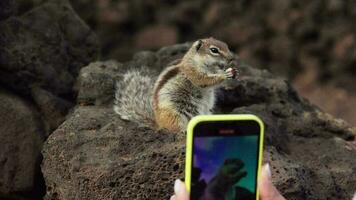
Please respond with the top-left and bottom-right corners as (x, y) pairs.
(0, 0), (98, 199)
(0, 0), (98, 134)
(42, 44), (356, 200)
(0, 0), (98, 99)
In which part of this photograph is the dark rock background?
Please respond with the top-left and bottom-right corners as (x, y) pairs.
(0, 0), (355, 199)
(0, 0), (98, 199)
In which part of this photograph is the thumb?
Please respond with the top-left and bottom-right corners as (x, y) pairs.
(172, 179), (189, 200)
(258, 164), (286, 200)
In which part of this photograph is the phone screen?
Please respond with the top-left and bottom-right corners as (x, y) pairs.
(190, 120), (261, 200)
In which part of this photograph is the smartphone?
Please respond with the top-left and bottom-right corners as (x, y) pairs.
(185, 114), (264, 200)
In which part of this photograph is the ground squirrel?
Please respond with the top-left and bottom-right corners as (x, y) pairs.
(114, 37), (237, 133)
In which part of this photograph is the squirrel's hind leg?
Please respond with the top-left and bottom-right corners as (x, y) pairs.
(155, 107), (187, 133)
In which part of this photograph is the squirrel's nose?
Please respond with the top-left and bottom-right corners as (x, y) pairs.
(227, 53), (235, 62)
(228, 55), (239, 66)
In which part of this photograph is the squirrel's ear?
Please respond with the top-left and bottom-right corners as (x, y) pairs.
(195, 39), (203, 51)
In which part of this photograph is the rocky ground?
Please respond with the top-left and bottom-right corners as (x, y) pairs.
(0, 0), (356, 200)
(42, 44), (356, 200)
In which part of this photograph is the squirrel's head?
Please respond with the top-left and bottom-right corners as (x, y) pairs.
(189, 37), (237, 73)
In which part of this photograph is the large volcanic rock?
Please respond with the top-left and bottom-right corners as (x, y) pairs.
(0, 0), (99, 199)
(42, 44), (356, 200)
(0, 88), (45, 199)
(0, 0), (17, 20)
(0, 0), (98, 133)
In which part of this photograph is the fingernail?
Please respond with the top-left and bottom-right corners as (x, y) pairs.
(264, 163), (272, 179)
(352, 192), (356, 200)
(174, 179), (182, 193)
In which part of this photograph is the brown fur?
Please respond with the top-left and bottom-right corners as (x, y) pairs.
(153, 66), (180, 109)
(153, 62), (225, 132)
(155, 107), (182, 132)
(153, 38), (234, 133)
(180, 63), (226, 87)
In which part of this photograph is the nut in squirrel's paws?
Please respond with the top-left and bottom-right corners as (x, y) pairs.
(225, 67), (238, 79)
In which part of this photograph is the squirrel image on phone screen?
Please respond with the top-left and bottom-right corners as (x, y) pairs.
(191, 159), (254, 200)
(114, 38), (238, 133)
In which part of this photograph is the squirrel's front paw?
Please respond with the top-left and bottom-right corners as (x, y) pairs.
(225, 68), (237, 79)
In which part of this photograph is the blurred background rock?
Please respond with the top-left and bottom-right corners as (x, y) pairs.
(70, 0), (356, 126)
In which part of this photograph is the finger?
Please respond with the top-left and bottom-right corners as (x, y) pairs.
(174, 179), (189, 200)
(170, 195), (176, 200)
(225, 72), (234, 78)
(225, 68), (232, 72)
(258, 164), (286, 200)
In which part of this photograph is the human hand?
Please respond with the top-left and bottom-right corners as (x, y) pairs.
(258, 164), (286, 200)
(170, 163), (286, 200)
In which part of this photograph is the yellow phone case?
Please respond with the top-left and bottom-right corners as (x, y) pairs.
(185, 114), (264, 200)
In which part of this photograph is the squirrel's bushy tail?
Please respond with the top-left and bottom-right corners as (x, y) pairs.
(114, 67), (156, 128)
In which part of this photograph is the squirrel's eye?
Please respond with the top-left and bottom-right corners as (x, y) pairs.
(210, 47), (219, 54)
